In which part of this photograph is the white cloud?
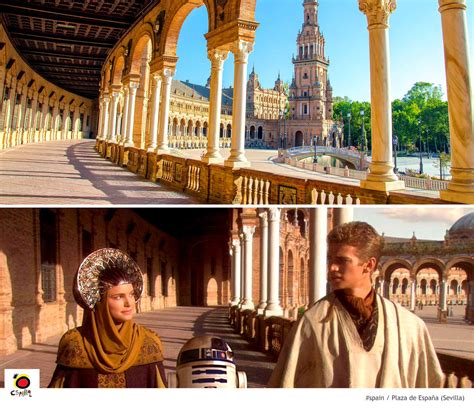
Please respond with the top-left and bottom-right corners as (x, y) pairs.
(376, 207), (472, 226)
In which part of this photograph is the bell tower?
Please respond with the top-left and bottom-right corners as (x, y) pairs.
(289, 0), (333, 124)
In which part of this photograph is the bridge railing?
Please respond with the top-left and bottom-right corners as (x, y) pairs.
(232, 309), (473, 388)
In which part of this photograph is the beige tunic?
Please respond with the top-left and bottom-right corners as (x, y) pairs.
(268, 293), (444, 388)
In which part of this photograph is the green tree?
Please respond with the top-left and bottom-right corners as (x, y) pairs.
(333, 100), (371, 150)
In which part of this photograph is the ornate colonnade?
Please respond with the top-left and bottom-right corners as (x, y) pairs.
(0, 26), (92, 150)
(96, 0), (258, 168)
(228, 207), (353, 317)
(358, 0), (473, 203)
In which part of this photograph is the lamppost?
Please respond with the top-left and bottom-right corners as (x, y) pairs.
(393, 134), (398, 174)
(313, 136), (318, 163)
(347, 112), (351, 148)
(418, 119), (424, 175)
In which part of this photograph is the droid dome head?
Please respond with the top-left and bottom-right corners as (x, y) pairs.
(169, 336), (247, 388)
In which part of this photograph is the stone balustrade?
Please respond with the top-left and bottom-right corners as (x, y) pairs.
(96, 141), (455, 204)
(231, 306), (473, 388)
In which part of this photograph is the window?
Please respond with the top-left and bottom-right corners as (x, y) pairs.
(40, 210), (57, 303)
(303, 104), (308, 115)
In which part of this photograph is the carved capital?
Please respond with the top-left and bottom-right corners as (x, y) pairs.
(232, 238), (241, 248)
(359, 0), (396, 28)
(242, 225), (256, 241)
(438, 0), (467, 13)
(268, 207), (281, 222)
(151, 72), (162, 87)
(208, 48), (229, 69)
(161, 68), (174, 84)
(258, 210), (268, 227)
(231, 40), (254, 63)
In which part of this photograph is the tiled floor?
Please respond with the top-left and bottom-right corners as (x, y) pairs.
(0, 140), (198, 205)
(0, 307), (276, 388)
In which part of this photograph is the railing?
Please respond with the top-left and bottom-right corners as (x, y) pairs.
(399, 174), (449, 191)
(186, 164), (201, 192)
(264, 316), (296, 356)
(286, 157), (450, 192)
(96, 140), (449, 204)
(236, 172), (272, 205)
(233, 308), (473, 387)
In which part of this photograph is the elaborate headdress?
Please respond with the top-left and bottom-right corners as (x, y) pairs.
(73, 248), (143, 310)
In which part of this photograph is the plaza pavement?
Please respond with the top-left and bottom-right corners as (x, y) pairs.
(0, 140), (198, 205)
(0, 305), (471, 388)
(0, 140), (439, 205)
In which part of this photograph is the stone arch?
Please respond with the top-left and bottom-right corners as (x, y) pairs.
(250, 125), (256, 139)
(258, 126), (263, 139)
(205, 277), (218, 306)
(130, 30), (154, 76)
(413, 257), (446, 278)
(380, 258), (413, 281)
(161, 1), (210, 57)
(112, 55), (126, 86)
(172, 117), (179, 136)
(287, 249), (294, 305)
(446, 257), (474, 278)
(295, 130), (303, 147)
(299, 257), (305, 305)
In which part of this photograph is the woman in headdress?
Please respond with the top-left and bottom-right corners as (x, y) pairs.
(48, 248), (167, 388)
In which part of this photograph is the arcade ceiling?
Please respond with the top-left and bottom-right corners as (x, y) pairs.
(0, 0), (160, 99)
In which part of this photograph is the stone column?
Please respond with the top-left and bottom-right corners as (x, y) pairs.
(203, 49), (228, 164)
(225, 40), (253, 168)
(148, 73), (162, 152)
(72, 107), (80, 139)
(438, 0), (474, 204)
(61, 108), (69, 140)
(125, 83), (138, 147)
(309, 207), (328, 304)
(109, 91), (120, 142)
(96, 98), (104, 139)
(52, 104), (60, 140)
(333, 207), (354, 226)
(157, 68), (173, 153)
(102, 95), (110, 142)
(257, 211), (269, 313)
(264, 208), (283, 317)
(358, 0), (405, 192)
(120, 88), (129, 143)
(409, 279), (416, 312)
(40, 100), (48, 141)
(439, 279), (448, 311)
(30, 95), (39, 142)
(239, 234), (245, 305)
(230, 238), (241, 306)
(241, 225), (256, 310)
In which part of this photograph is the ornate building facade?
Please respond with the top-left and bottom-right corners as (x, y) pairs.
(245, 0), (340, 149)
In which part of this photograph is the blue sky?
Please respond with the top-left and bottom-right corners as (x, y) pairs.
(175, 0), (473, 102)
(354, 207), (473, 240)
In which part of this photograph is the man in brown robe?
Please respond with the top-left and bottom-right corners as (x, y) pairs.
(268, 222), (444, 388)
